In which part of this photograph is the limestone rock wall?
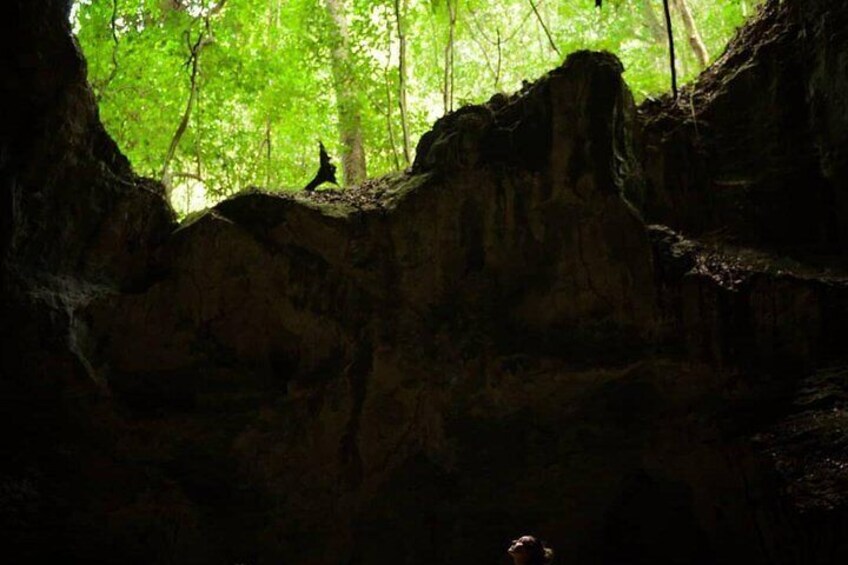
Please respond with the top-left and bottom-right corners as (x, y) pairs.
(2, 1), (848, 564)
(1, 1), (174, 284)
(636, 0), (848, 252)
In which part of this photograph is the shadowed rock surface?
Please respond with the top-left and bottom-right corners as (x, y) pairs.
(2, 1), (848, 564)
(635, 0), (848, 252)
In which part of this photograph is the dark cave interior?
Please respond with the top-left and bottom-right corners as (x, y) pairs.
(2, 1), (848, 564)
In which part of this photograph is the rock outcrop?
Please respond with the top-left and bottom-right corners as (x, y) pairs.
(636, 0), (848, 252)
(2, 1), (847, 564)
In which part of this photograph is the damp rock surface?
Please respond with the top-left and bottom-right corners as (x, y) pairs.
(2, 1), (848, 564)
(636, 0), (848, 253)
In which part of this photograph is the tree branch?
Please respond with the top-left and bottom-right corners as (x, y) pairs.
(172, 171), (205, 182)
(94, 0), (121, 101)
(465, 12), (498, 83)
(528, 0), (561, 58)
(161, 30), (206, 192)
(207, 0), (229, 16)
(672, 0), (709, 68)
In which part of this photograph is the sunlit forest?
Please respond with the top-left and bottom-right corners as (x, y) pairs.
(72, 0), (762, 214)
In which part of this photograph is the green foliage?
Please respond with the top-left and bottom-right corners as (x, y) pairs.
(72, 0), (760, 214)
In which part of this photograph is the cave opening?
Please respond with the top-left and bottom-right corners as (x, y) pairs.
(70, 0), (761, 216)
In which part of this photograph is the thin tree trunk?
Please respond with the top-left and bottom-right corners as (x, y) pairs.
(528, 0), (561, 57)
(383, 13), (400, 170)
(324, 0), (367, 186)
(91, 0), (121, 101)
(384, 70), (401, 170)
(443, 0), (458, 114)
(465, 8), (498, 87)
(263, 2), (275, 187)
(641, 0), (667, 45)
(393, 0), (411, 165)
(495, 28), (502, 89)
(264, 118), (272, 186)
(672, 0), (709, 68)
(662, 0), (678, 99)
(161, 32), (205, 197)
(190, 90), (203, 211)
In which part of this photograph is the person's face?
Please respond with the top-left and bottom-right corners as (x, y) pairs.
(508, 536), (537, 564)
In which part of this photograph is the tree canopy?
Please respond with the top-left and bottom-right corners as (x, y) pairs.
(72, 0), (761, 214)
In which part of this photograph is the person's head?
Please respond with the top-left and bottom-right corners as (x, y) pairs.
(508, 535), (554, 565)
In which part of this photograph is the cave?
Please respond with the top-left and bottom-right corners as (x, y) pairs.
(2, 1), (848, 564)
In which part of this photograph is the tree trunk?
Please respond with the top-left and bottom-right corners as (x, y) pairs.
(383, 68), (400, 170)
(495, 28), (502, 89)
(443, 0), (457, 114)
(672, 0), (709, 68)
(323, 0), (367, 186)
(93, 0), (121, 101)
(641, 0), (667, 45)
(161, 33), (204, 199)
(264, 118), (272, 186)
(393, 0), (411, 166)
(528, 0), (561, 57)
(383, 15), (401, 170)
(465, 7), (500, 89)
(662, 0), (678, 99)
(262, 2), (277, 186)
